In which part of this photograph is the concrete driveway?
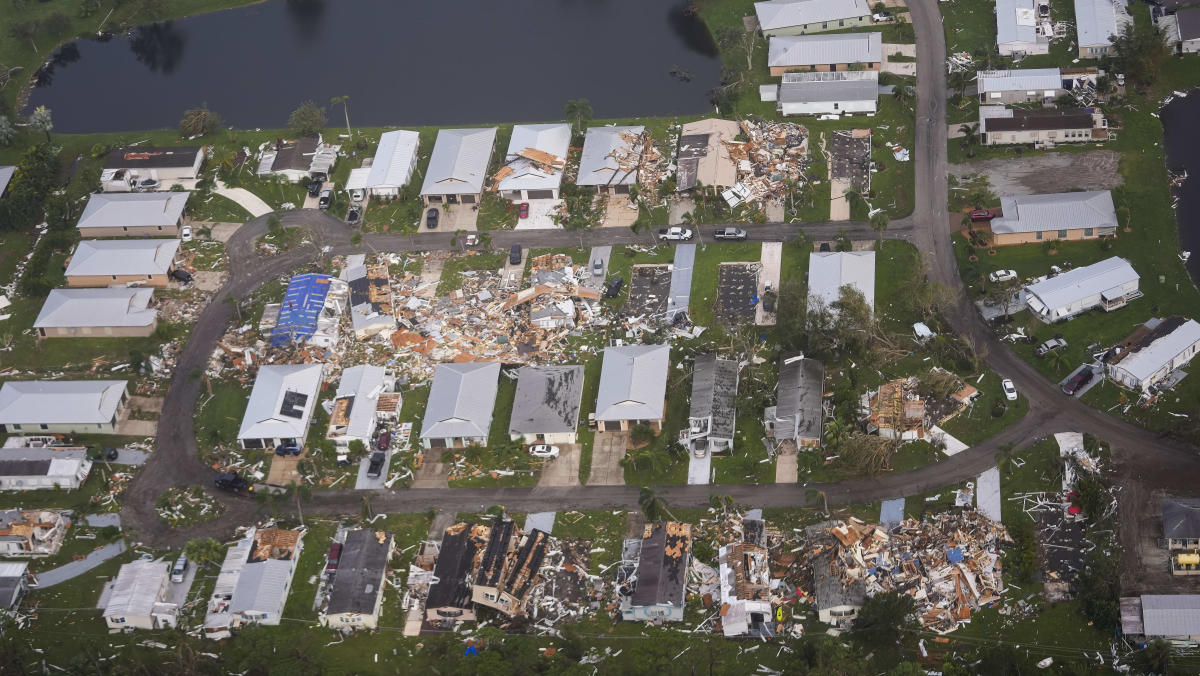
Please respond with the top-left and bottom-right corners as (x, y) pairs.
(585, 246), (612, 290)
(687, 450), (711, 485)
(355, 450), (392, 490)
(667, 243), (696, 319)
(412, 449), (449, 489)
(756, 242), (782, 326)
(587, 431), (627, 486)
(537, 444), (581, 487)
(599, 194), (639, 228)
(514, 199), (563, 230)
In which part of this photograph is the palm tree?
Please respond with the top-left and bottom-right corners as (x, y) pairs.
(0, 116), (15, 146)
(29, 106), (53, 144)
(958, 123), (980, 159)
(824, 418), (850, 451)
(210, 146), (236, 174)
(1047, 348), (1068, 374)
(638, 486), (676, 522)
(892, 84), (914, 110)
(870, 210), (890, 249)
(564, 98), (593, 135)
(948, 70), (968, 104)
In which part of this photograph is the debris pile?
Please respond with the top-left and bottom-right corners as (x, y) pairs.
(722, 119), (811, 206)
(155, 486), (225, 527)
(861, 378), (926, 440)
(91, 470), (136, 512)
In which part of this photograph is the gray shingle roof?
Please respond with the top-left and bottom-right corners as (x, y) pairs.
(0, 380), (127, 426)
(77, 192), (188, 231)
(779, 77), (879, 104)
(1141, 595), (1200, 636)
(595, 344), (670, 422)
(775, 354), (824, 440)
(229, 558), (294, 616)
(419, 128), (497, 196)
(1163, 498), (1200, 539)
(366, 130), (420, 189)
(65, 239), (179, 278)
(977, 68), (1063, 93)
(420, 362), (501, 440)
(508, 365), (584, 436)
(1180, 7), (1200, 41)
(755, 0), (870, 30)
(991, 191), (1117, 234)
(35, 288), (157, 329)
(576, 126), (645, 187)
(768, 32), (882, 67)
(689, 354), (738, 440)
(326, 529), (392, 616)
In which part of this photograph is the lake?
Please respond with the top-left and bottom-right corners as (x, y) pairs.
(1162, 91), (1200, 288)
(27, 0), (722, 133)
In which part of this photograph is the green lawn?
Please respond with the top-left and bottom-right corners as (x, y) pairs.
(939, 372), (1030, 446)
(551, 509), (628, 573)
(436, 251), (507, 295)
(194, 380), (252, 465)
(688, 241), (762, 327)
(190, 193), (252, 223)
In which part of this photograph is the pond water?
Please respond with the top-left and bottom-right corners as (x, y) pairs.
(27, 0), (721, 133)
(1162, 91), (1200, 288)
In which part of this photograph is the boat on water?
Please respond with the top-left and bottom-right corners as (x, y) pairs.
(1182, 251), (1192, 262)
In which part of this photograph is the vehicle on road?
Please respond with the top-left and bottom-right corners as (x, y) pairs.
(529, 445), (560, 458)
(509, 244), (522, 265)
(426, 208), (439, 229)
(464, 234), (478, 248)
(592, 258), (604, 276)
(604, 276), (624, 299)
(1035, 338), (1068, 356)
(171, 555), (188, 583)
(307, 180), (323, 197)
(213, 472), (252, 492)
(347, 207), (360, 225)
(713, 227), (747, 241)
(274, 443), (301, 456)
(1001, 378), (1018, 401)
(376, 429), (391, 451)
(350, 188), (365, 203)
(657, 227), (694, 241)
(366, 451), (386, 478)
(1061, 369), (1095, 396)
(969, 209), (995, 222)
(180, 225), (193, 243)
(989, 269), (1017, 283)
(518, 202), (530, 219)
(171, 269), (193, 283)
(318, 189), (332, 210)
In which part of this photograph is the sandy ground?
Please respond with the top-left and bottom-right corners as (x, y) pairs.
(949, 150), (1123, 197)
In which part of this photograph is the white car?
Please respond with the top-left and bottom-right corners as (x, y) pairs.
(350, 188), (365, 203)
(657, 227), (694, 241)
(989, 269), (1017, 283)
(1001, 378), (1018, 401)
(528, 445), (560, 459)
(180, 225), (193, 243)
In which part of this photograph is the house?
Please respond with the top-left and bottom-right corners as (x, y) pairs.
(0, 165), (14, 198)
(0, 446), (92, 491)
(236, 364), (324, 451)
(102, 559), (177, 631)
(269, 273), (348, 348)
(718, 515), (774, 637)
(1173, 7), (1200, 54)
(988, 190), (1118, 246)
(420, 362), (501, 449)
(764, 354), (824, 447)
(772, 70), (879, 117)
(1103, 317), (1200, 393)
(496, 123), (570, 201)
(0, 509), (69, 557)
(321, 529), (393, 631)
(995, 0), (1050, 56)
(472, 520), (550, 617)
(420, 127), (498, 206)
(577, 126), (645, 194)
(1121, 595), (1200, 644)
(977, 68), (1065, 104)
(1075, 0), (1131, 58)
(508, 365), (585, 445)
(754, 0), (872, 37)
(767, 33), (882, 76)
(256, 136), (338, 182)
(203, 527), (304, 639)
(675, 118), (741, 192)
(862, 379), (925, 440)
(979, 105), (1107, 147)
(812, 548), (866, 625)
(64, 239), (180, 289)
(1163, 498), (1200, 550)
(327, 365), (396, 447)
(342, 262), (396, 340)
(682, 354), (738, 456)
(364, 130), (420, 198)
(100, 146), (205, 192)
(34, 288), (158, 338)
(0, 562), (31, 611)
(0, 380), (129, 435)
(595, 344), (670, 433)
(425, 522), (490, 623)
(808, 251), (876, 313)
(621, 522), (692, 623)
(1025, 256), (1141, 322)
(76, 192), (188, 238)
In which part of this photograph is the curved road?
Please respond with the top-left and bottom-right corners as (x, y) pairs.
(122, 1), (1199, 569)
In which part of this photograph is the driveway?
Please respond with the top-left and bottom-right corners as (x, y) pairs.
(214, 181), (273, 217)
(115, 419), (157, 436)
(587, 431), (627, 486)
(163, 562), (197, 607)
(35, 541), (127, 589)
(412, 449), (449, 489)
(667, 243), (696, 320)
(598, 195), (639, 229)
(775, 441), (798, 483)
(514, 199), (563, 230)
(266, 453), (302, 487)
(585, 246), (612, 290)
(756, 242), (782, 326)
(355, 450), (392, 490)
(1058, 364), (1103, 399)
(537, 444), (581, 487)
(687, 451), (711, 485)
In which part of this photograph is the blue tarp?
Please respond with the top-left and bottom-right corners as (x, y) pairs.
(946, 547), (964, 563)
(270, 273), (332, 347)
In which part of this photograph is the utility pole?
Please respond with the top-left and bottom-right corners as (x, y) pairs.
(331, 95), (351, 139)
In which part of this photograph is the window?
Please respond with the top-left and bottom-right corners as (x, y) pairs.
(147, 275), (152, 279)
(833, 103), (839, 110)
(1057, 230), (1067, 238)
(1035, 232), (1043, 240)
(157, 226), (163, 231)
(122, 227), (129, 232)
(112, 275), (118, 280)
(1084, 228), (1094, 237)
(839, 20), (844, 26)
(822, 22), (828, 28)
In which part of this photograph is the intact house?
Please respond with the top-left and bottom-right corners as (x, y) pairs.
(719, 514), (774, 638)
(594, 344), (670, 433)
(342, 261), (396, 340)
(977, 68), (1065, 104)
(203, 527), (304, 639)
(1163, 497), (1200, 551)
(620, 522), (692, 623)
(321, 529), (393, 631)
(812, 547), (866, 625)
(676, 118), (741, 193)
(577, 126), (645, 195)
(767, 32), (882, 76)
(682, 354), (738, 457)
(256, 136), (338, 182)
(508, 365), (585, 445)
(34, 288), (158, 339)
(1171, 7), (1200, 54)
(327, 365), (396, 447)
(0, 379), (129, 435)
(236, 364), (324, 451)
(420, 362), (501, 449)
(64, 239), (179, 289)
(808, 251), (876, 314)
(0, 446), (92, 491)
(768, 70), (879, 117)
(0, 509), (69, 557)
(979, 105), (1108, 147)
(425, 522), (490, 624)
(995, 0), (1050, 56)
(988, 190), (1118, 246)
(495, 123), (570, 201)
(1075, 0), (1131, 58)
(102, 559), (177, 631)
(100, 146), (205, 192)
(1102, 316), (1200, 393)
(764, 354), (824, 448)
(76, 192), (188, 238)
(1121, 595), (1200, 645)
(754, 0), (872, 37)
(1025, 256), (1141, 322)
(267, 273), (348, 349)
(0, 562), (32, 611)
(472, 520), (550, 618)
(420, 127), (498, 206)
(364, 129), (420, 198)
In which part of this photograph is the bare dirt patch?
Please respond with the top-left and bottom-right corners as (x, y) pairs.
(950, 150), (1123, 197)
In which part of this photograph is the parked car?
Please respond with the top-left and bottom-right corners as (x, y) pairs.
(350, 188), (365, 203)
(318, 189), (332, 209)
(969, 209), (995, 222)
(509, 244), (522, 265)
(529, 445), (560, 458)
(872, 11), (894, 21)
(1061, 369), (1095, 396)
(713, 227), (747, 241)
(592, 258), (604, 276)
(989, 269), (1017, 283)
(347, 207), (360, 225)
(171, 555), (188, 583)
(171, 268), (194, 283)
(426, 208), (439, 229)
(180, 225), (193, 243)
(464, 234), (478, 248)
(307, 180), (323, 197)
(366, 451), (386, 478)
(90, 447), (119, 462)
(1035, 338), (1068, 356)
(138, 178), (160, 190)
(376, 429), (392, 451)
(587, 413), (597, 430)
(518, 202), (530, 219)
(604, 276), (624, 299)
(213, 472), (252, 492)
(657, 227), (694, 241)
(1001, 378), (1018, 401)
(818, 242), (831, 252)
(274, 443), (301, 456)
(325, 542), (343, 573)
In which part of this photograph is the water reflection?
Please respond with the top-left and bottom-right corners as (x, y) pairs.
(286, 0), (327, 40)
(666, 1), (719, 57)
(129, 22), (187, 75)
(33, 43), (82, 87)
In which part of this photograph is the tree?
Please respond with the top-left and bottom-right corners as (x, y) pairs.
(184, 537), (225, 568)
(715, 26), (757, 70)
(891, 84), (914, 109)
(28, 105), (53, 144)
(869, 210), (890, 248)
(638, 486), (676, 522)
(852, 591), (916, 647)
(331, 94), (351, 137)
(178, 103), (221, 137)
(288, 100), (326, 136)
(40, 12), (71, 36)
(948, 69), (968, 103)
(0, 116), (15, 146)
(1111, 22), (1169, 91)
(564, 98), (592, 136)
(823, 417), (850, 451)
(708, 64), (746, 113)
(1139, 638), (1172, 675)
(958, 122), (980, 158)
(630, 423), (656, 447)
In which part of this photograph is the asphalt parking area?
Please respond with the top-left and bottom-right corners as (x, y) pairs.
(714, 262), (760, 324)
(626, 264), (671, 317)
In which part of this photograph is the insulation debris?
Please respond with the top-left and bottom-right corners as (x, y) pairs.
(721, 119), (811, 206)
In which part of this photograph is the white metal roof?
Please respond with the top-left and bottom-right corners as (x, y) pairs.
(768, 32), (882, 67)
(808, 251), (876, 312)
(577, 126), (645, 187)
(595, 344), (670, 422)
(1141, 595), (1200, 636)
(779, 74), (879, 104)
(334, 365), (389, 440)
(0, 380), (127, 425)
(996, 0), (1040, 47)
(991, 191), (1117, 234)
(237, 364), (324, 442)
(35, 288), (157, 329)
(104, 559), (167, 618)
(499, 123), (571, 193)
(366, 130), (420, 189)
(77, 192), (188, 231)
(229, 558), (295, 616)
(0, 447), (90, 477)
(420, 362), (501, 440)
(65, 239), (179, 278)
(1026, 256), (1138, 312)
(977, 68), (1062, 93)
(1113, 319), (1200, 383)
(0, 166), (14, 197)
(0, 561), (27, 578)
(1075, 0), (1130, 47)
(755, 0), (871, 30)
(419, 128), (497, 196)
(345, 167), (372, 192)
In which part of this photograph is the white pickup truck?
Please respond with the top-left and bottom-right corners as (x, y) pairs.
(657, 227), (694, 241)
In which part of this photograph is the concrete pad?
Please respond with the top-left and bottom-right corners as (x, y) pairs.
(829, 178), (851, 221)
(128, 396), (163, 413)
(883, 61), (917, 77)
(929, 425), (969, 457)
(301, 182), (325, 210)
(1054, 432), (1085, 455)
(36, 541), (127, 589)
(164, 562), (197, 607)
(500, 247), (527, 289)
(414, 255), (446, 299)
(537, 444), (581, 487)
(354, 450), (392, 490)
(976, 467), (1002, 522)
(883, 43), (916, 58)
(668, 243), (696, 320)
(514, 199), (563, 230)
(112, 448), (149, 466)
(598, 194), (639, 229)
(1058, 364), (1103, 398)
(756, 242), (782, 326)
(412, 449), (449, 489)
(687, 451), (711, 485)
(193, 271), (226, 292)
(214, 186), (273, 217)
(207, 222), (244, 242)
(440, 204), (479, 232)
(765, 199), (785, 222)
(525, 512), (557, 534)
(584, 246), (612, 290)
(84, 513), (122, 529)
(880, 498), (905, 527)
(266, 453), (301, 487)
(114, 419), (157, 436)
(587, 431), (627, 486)
(669, 196), (695, 225)
(775, 441), (798, 483)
